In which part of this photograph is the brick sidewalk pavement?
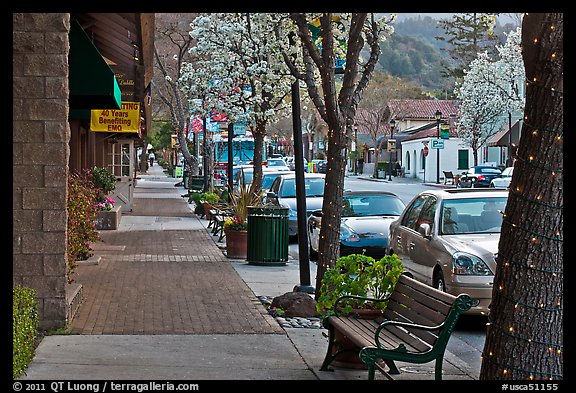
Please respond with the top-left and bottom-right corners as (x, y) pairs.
(69, 180), (283, 336)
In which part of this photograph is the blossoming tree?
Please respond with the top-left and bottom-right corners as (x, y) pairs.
(456, 27), (525, 166)
(179, 13), (295, 194)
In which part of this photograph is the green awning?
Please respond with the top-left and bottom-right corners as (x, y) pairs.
(68, 19), (121, 112)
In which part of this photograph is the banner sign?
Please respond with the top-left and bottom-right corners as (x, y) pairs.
(90, 102), (140, 133)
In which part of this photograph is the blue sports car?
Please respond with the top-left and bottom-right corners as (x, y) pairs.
(307, 191), (406, 260)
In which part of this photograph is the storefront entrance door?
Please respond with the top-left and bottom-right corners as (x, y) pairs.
(108, 139), (134, 212)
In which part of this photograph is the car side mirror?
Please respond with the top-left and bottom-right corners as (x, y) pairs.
(418, 223), (432, 238)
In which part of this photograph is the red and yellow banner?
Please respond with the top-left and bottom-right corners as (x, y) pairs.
(90, 102), (140, 133)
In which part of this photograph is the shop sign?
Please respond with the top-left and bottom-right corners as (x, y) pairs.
(90, 102), (140, 133)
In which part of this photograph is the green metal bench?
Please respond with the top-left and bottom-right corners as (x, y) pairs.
(320, 274), (473, 380)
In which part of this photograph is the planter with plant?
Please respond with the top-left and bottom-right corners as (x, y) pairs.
(201, 192), (221, 220)
(67, 170), (101, 282)
(223, 182), (265, 259)
(316, 253), (404, 369)
(89, 166), (121, 229)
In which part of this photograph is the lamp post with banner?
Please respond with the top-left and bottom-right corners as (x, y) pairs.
(434, 110), (442, 184)
(388, 118), (396, 181)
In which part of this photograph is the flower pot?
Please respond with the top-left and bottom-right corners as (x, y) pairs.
(94, 205), (121, 230)
(225, 229), (248, 259)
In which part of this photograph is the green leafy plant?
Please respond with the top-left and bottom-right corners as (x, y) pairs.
(13, 285), (39, 379)
(224, 182), (265, 230)
(67, 170), (100, 283)
(316, 253), (404, 317)
(89, 166), (117, 211)
(90, 166), (116, 194)
(201, 192), (220, 205)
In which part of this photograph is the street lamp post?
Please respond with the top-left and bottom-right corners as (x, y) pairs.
(354, 126), (358, 175)
(388, 119), (396, 181)
(435, 110), (442, 184)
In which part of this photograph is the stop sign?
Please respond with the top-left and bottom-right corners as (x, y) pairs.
(423, 145), (429, 157)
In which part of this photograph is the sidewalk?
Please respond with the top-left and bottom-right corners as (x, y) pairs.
(20, 164), (479, 381)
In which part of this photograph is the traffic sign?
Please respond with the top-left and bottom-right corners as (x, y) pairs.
(233, 122), (247, 135)
(431, 139), (445, 149)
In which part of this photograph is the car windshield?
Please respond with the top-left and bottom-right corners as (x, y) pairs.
(440, 197), (507, 235)
(477, 167), (502, 175)
(279, 177), (325, 198)
(342, 195), (405, 217)
(268, 159), (287, 167)
(262, 174), (282, 190)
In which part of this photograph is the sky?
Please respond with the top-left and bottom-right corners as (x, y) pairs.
(392, 13), (519, 25)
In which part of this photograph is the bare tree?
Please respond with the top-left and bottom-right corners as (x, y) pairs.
(152, 13), (200, 175)
(287, 13), (394, 297)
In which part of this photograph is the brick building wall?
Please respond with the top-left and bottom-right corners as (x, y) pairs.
(13, 13), (70, 330)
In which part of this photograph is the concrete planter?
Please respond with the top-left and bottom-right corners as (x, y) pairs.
(95, 205), (121, 230)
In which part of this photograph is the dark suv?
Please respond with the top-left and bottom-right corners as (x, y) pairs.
(459, 166), (502, 188)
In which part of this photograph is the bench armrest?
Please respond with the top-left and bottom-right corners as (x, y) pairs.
(373, 319), (445, 350)
(333, 294), (392, 317)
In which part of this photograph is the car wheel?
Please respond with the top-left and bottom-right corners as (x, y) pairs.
(433, 270), (446, 292)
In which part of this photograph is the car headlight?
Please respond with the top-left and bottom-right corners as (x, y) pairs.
(452, 252), (492, 275)
(340, 223), (360, 242)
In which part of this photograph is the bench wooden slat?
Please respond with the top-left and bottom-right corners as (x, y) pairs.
(397, 274), (456, 305)
(387, 293), (448, 329)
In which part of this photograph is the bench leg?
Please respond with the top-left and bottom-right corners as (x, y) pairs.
(435, 357), (443, 381)
(385, 359), (400, 374)
(320, 326), (336, 371)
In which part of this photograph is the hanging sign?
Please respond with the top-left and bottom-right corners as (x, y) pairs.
(90, 102), (140, 133)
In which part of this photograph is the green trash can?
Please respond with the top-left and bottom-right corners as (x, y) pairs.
(183, 169), (189, 189)
(247, 206), (289, 266)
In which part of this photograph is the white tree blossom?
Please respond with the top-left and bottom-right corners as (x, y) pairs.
(456, 27), (525, 165)
(179, 13), (298, 192)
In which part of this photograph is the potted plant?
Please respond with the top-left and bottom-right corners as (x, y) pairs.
(89, 166), (121, 230)
(316, 253), (404, 318)
(316, 253), (404, 368)
(223, 182), (265, 259)
(201, 192), (220, 221)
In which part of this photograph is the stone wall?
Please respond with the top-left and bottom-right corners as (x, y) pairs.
(13, 13), (70, 330)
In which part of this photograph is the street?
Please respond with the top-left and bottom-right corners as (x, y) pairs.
(287, 175), (487, 360)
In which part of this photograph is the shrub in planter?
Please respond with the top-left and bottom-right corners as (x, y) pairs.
(89, 166), (116, 211)
(67, 171), (100, 283)
(13, 285), (39, 379)
(315, 253), (404, 317)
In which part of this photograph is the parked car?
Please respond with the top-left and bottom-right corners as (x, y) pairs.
(311, 159), (327, 173)
(307, 191), (406, 260)
(266, 173), (326, 238)
(490, 166), (514, 189)
(286, 156), (308, 172)
(458, 165), (502, 188)
(265, 158), (291, 171)
(234, 167), (287, 193)
(388, 188), (509, 316)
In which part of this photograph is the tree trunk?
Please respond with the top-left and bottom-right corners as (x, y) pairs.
(251, 119), (266, 196)
(314, 123), (347, 298)
(480, 13), (563, 380)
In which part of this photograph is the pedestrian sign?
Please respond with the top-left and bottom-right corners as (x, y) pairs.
(431, 139), (444, 149)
